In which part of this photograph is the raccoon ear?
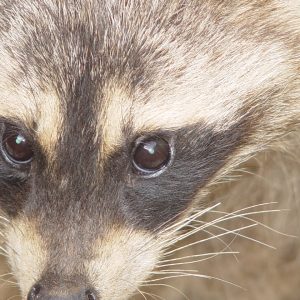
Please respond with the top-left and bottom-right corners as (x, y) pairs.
(132, 135), (173, 176)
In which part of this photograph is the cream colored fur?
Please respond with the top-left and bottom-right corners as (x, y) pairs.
(0, 0), (299, 299)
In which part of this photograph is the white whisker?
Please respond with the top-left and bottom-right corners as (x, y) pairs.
(140, 283), (190, 300)
(164, 223), (259, 255)
(209, 209), (296, 238)
(142, 272), (244, 290)
(157, 251), (239, 268)
(160, 203), (221, 237)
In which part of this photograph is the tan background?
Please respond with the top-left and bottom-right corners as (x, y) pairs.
(0, 256), (19, 300)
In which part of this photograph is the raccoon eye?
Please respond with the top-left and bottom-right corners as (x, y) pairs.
(1, 125), (33, 164)
(132, 136), (171, 175)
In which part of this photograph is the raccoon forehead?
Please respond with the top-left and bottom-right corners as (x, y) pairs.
(0, 0), (294, 157)
(0, 41), (289, 163)
(100, 41), (289, 154)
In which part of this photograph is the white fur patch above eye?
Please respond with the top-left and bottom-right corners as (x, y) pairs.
(0, 84), (62, 158)
(135, 43), (288, 130)
(100, 40), (289, 158)
(98, 85), (134, 156)
(35, 92), (62, 156)
(0, 44), (62, 158)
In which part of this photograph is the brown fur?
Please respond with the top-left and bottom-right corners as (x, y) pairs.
(0, 0), (299, 299)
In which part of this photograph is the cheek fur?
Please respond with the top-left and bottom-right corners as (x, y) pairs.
(86, 228), (161, 300)
(5, 218), (48, 298)
(5, 219), (162, 300)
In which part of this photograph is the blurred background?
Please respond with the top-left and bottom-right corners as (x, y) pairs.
(0, 256), (19, 300)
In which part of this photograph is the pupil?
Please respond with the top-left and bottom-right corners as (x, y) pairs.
(133, 137), (170, 172)
(2, 128), (33, 163)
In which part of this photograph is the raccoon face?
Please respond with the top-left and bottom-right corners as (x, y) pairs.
(0, 0), (299, 299)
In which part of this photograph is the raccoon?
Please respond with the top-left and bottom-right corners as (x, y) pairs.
(0, 0), (299, 299)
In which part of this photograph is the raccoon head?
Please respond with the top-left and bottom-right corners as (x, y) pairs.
(0, 1), (299, 299)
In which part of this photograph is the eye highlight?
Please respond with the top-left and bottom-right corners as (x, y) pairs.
(132, 136), (172, 176)
(1, 124), (34, 165)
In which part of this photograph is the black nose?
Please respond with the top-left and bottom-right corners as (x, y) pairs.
(27, 284), (97, 300)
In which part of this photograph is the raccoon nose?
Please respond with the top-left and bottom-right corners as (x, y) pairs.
(27, 284), (97, 300)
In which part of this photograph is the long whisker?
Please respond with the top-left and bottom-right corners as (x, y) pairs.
(160, 203), (221, 237)
(164, 204), (286, 251)
(139, 290), (166, 300)
(164, 223), (259, 256)
(7, 295), (22, 300)
(140, 283), (190, 300)
(160, 202), (279, 249)
(157, 251), (239, 268)
(208, 209), (296, 238)
(0, 275), (18, 288)
(7, 295), (21, 300)
(0, 272), (14, 278)
(142, 272), (244, 290)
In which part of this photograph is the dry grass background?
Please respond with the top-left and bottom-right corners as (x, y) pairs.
(0, 256), (18, 300)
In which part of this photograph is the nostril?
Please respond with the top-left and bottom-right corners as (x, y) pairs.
(27, 284), (98, 299)
(27, 284), (42, 300)
(85, 290), (97, 300)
